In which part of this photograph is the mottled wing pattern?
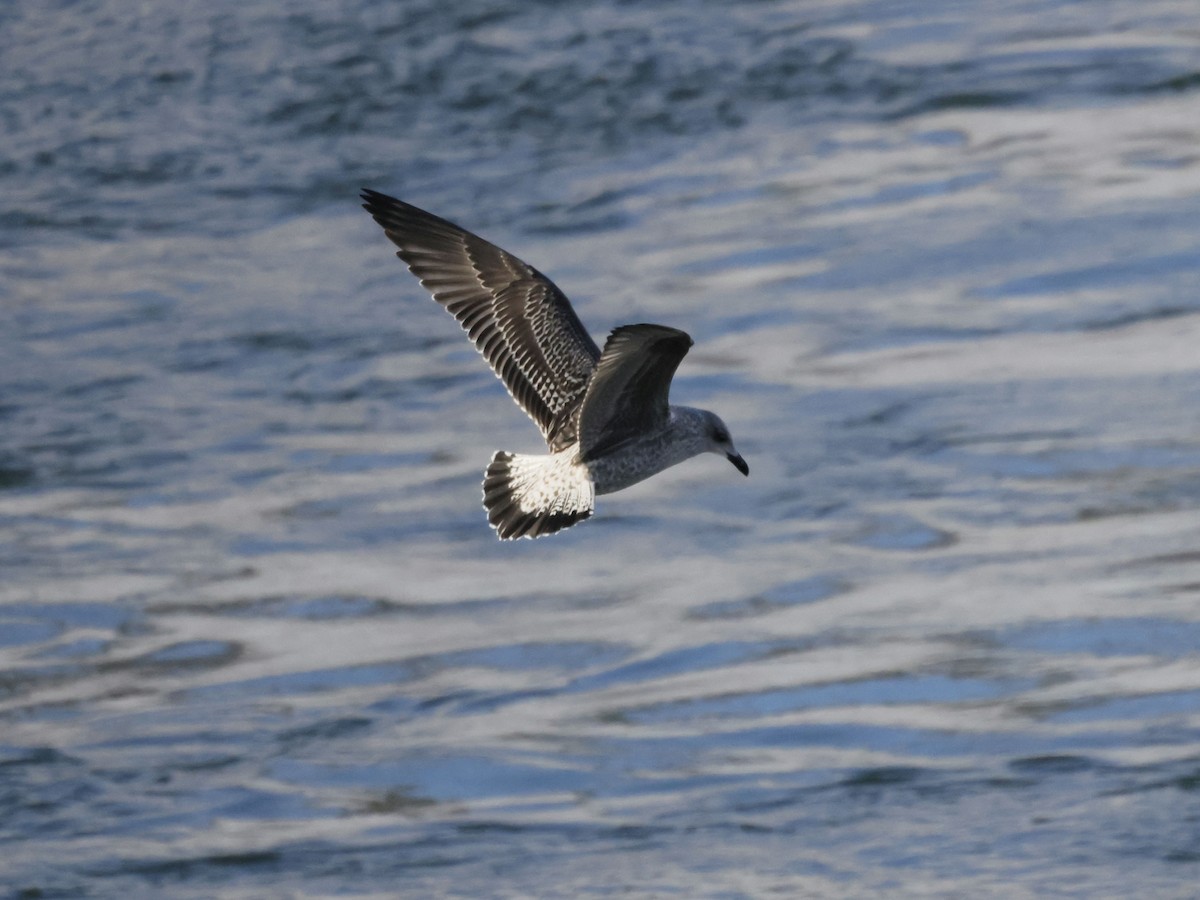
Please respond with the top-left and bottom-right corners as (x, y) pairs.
(577, 324), (693, 461)
(361, 189), (601, 451)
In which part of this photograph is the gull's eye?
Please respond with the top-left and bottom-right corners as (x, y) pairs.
(712, 427), (729, 443)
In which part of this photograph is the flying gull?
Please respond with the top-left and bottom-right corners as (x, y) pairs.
(361, 189), (748, 539)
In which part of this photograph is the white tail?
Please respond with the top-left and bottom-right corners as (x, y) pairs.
(482, 450), (595, 540)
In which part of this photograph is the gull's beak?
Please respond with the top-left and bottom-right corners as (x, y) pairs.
(727, 452), (749, 477)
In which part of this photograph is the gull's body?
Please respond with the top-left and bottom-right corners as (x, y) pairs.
(361, 189), (748, 539)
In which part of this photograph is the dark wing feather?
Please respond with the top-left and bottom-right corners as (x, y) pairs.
(577, 324), (693, 461)
(361, 189), (601, 451)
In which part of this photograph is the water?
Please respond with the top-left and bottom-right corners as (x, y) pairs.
(3, 0), (1200, 896)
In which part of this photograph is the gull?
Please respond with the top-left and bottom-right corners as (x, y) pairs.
(361, 189), (748, 539)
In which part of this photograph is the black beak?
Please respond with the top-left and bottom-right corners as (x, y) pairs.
(727, 452), (749, 476)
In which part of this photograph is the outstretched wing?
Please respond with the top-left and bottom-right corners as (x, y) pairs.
(361, 189), (601, 451)
(576, 324), (693, 461)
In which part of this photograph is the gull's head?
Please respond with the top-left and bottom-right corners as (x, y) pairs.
(700, 410), (749, 477)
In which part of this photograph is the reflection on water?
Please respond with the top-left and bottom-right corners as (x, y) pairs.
(4, 0), (1200, 895)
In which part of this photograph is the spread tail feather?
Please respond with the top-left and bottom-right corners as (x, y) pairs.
(482, 450), (594, 540)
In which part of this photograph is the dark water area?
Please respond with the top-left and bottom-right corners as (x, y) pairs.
(4, 1), (1200, 896)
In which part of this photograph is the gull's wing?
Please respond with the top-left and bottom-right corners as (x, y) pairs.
(576, 324), (693, 461)
(361, 189), (601, 451)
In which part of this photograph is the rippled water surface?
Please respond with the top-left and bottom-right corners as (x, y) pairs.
(4, 1), (1200, 896)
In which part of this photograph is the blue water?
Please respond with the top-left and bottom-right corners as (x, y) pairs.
(4, 1), (1200, 896)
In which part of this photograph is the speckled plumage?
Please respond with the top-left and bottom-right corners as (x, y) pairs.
(362, 189), (748, 539)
